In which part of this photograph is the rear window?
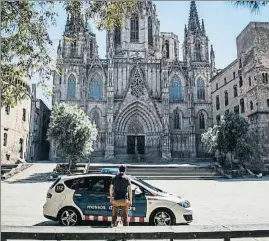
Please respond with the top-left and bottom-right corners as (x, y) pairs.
(64, 178), (85, 190)
(50, 176), (61, 189)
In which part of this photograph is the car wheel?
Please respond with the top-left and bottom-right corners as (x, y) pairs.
(59, 208), (80, 226)
(150, 208), (175, 226)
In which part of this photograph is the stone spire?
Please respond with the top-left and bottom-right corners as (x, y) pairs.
(188, 1), (201, 34)
(201, 19), (206, 36)
(64, 4), (84, 33)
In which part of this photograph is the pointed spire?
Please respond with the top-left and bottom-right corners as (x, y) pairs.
(188, 1), (201, 34)
(57, 40), (62, 56)
(201, 19), (206, 35)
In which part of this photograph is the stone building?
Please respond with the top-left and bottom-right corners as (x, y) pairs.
(1, 79), (31, 164)
(27, 84), (51, 161)
(211, 22), (269, 157)
(51, 1), (215, 162)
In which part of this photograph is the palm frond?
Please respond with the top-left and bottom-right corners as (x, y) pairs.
(233, 1), (268, 13)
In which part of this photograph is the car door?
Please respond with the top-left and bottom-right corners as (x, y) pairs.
(73, 176), (107, 217)
(130, 181), (147, 218)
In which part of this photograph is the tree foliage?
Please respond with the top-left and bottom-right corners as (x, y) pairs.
(1, 0), (136, 107)
(202, 112), (264, 167)
(233, 1), (268, 13)
(47, 103), (98, 166)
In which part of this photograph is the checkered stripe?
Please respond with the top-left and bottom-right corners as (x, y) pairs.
(84, 216), (145, 223)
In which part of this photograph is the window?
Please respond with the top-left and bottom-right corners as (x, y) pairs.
(250, 101), (253, 110)
(130, 15), (139, 42)
(239, 76), (243, 87)
(3, 133), (7, 146)
(19, 138), (24, 159)
(262, 73), (268, 83)
(225, 109), (229, 115)
(67, 75), (76, 99)
(148, 17), (153, 46)
(169, 75), (183, 101)
(91, 111), (100, 129)
(199, 113), (205, 129)
(234, 105), (239, 115)
(216, 115), (221, 125)
(87, 177), (105, 192)
(233, 85), (238, 97)
(216, 83), (218, 90)
(224, 77), (227, 84)
(239, 58), (242, 68)
(216, 96), (220, 110)
(224, 91), (229, 106)
(90, 40), (93, 58)
(233, 72), (236, 79)
(267, 99), (269, 107)
(249, 77), (252, 86)
(173, 110), (181, 130)
(240, 98), (245, 113)
(5, 105), (10, 115)
(195, 40), (201, 61)
(165, 40), (169, 59)
(197, 79), (205, 100)
(22, 108), (26, 121)
(114, 26), (121, 45)
(89, 74), (102, 100)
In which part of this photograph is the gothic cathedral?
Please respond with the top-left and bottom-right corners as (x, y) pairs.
(51, 1), (216, 162)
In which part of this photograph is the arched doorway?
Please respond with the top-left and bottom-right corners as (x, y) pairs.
(114, 101), (162, 159)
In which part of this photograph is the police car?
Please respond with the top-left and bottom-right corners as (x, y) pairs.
(43, 168), (193, 226)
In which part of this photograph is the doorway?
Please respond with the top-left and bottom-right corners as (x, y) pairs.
(127, 135), (145, 155)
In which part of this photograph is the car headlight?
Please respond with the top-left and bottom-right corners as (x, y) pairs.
(178, 201), (191, 208)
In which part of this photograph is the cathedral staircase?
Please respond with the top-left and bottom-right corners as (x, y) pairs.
(87, 163), (223, 180)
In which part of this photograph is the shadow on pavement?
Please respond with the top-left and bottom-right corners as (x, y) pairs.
(5, 172), (54, 184)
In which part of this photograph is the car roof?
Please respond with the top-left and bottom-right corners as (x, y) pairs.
(59, 173), (137, 181)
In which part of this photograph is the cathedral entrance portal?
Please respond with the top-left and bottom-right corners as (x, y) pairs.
(127, 135), (145, 155)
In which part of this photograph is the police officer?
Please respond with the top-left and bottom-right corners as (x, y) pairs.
(109, 165), (132, 227)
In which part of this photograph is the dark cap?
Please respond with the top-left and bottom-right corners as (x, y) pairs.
(119, 164), (126, 173)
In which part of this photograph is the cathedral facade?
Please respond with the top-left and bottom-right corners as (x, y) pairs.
(51, 1), (216, 161)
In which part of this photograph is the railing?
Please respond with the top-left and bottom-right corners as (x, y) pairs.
(2, 224), (269, 241)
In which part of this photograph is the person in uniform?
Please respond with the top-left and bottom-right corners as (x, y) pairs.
(109, 165), (132, 227)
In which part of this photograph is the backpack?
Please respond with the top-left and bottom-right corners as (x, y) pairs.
(113, 173), (128, 199)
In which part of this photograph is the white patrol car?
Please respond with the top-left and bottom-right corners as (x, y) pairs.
(43, 169), (193, 226)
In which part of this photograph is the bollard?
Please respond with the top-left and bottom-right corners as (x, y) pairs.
(224, 238), (230, 241)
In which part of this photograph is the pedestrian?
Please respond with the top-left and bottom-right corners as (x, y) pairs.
(109, 165), (132, 227)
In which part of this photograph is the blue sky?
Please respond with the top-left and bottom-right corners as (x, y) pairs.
(36, 1), (268, 108)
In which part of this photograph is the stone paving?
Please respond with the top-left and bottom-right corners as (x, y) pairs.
(1, 163), (269, 241)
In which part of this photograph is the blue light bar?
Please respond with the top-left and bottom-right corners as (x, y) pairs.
(101, 168), (119, 174)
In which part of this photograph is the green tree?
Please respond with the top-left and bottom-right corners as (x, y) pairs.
(47, 103), (97, 170)
(1, 0), (135, 107)
(201, 125), (219, 156)
(233, 1), (268, 13)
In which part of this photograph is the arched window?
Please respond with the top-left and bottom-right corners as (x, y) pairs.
(199, 112), (205, 130)
(71, 39), (76, 57)
(148, 17), (153, 46)
(169, 75), (183, 101)
(130, 15), (139, 42)
(90, 40), (93, 58)
(250, 101), (253, 110)
(165, 40), (169, 59)
(224, 91), (229, 106)
(173, 110), (181, 130)
(91, 111), (100, 129)
(67, 75), (76, 99)
(195, 40), (201, 61)
(197, 78), (205, 100)
(89, 74), (102, 100)
(114, 26), (121, 45)
(3, 133), (7, 146)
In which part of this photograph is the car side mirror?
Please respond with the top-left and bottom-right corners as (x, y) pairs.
(134, 187), (143, 196)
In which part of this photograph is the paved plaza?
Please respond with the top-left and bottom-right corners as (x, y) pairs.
(1, 163), (269, 241)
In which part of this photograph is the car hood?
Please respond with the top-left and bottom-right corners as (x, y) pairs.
(156, 191), (185, 202)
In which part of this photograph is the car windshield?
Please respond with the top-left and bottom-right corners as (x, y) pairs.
(133, 177), (164, 193)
